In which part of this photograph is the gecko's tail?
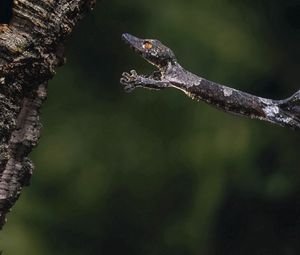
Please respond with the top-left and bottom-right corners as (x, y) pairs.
(277, 90), (300, 130)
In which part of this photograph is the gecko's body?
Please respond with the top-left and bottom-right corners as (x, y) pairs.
(120, 33), (300, 130)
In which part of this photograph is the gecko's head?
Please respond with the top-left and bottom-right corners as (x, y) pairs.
(122, 33), (177, 69)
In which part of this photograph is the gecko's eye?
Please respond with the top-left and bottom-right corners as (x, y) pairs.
(143, 41), (153, 49)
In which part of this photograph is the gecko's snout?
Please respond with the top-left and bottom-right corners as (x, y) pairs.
(122, 33), (145, 55)
(121, 33), (130, 41)
(122, 33), (140, 44)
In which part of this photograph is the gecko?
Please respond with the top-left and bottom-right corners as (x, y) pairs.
(120, 33), (300, 130)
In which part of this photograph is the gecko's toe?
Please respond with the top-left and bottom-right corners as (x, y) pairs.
(121, 70), (139, 84)
(124, 85), (135, 93)
(130, 70), (137, 76)
(120, 77), (127, 84)
(121, 72), (131, 80)
(120, 74), (137, 92)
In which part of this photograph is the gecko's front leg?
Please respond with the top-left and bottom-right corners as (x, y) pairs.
(120, 70), (169, 92)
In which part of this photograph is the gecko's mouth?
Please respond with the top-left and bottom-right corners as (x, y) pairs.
(122, 33), (162, 70)
(122, 33), (137, 45)
(122, 33), (145, 55)
(122, 33), (159, 76)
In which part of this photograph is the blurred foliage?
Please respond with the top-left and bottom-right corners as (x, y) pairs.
(1, 0), (300, 254)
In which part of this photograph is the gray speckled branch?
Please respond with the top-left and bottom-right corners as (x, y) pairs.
(0, 0), (96, 229)
(121, 33), (300, 130)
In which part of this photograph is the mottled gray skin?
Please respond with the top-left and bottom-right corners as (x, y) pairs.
(121, 33), (300, 130)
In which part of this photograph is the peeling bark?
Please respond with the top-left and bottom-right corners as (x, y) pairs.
(0, 0), (96, 229)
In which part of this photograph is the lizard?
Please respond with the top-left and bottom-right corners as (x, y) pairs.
(120, 33), (300, 130)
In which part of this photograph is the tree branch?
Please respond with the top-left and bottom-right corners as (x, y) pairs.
(0, 0), (96, 229)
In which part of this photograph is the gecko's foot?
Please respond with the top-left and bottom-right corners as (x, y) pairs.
(120, 70), (141, 92)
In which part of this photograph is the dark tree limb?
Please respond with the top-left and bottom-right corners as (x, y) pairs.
(121, 33), (300, 130)
(0, 0), (96, 229)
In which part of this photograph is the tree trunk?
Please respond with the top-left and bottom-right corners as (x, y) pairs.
(0, 0), (96, 229)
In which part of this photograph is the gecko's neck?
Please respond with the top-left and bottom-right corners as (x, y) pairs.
(160, 61), (182, 75)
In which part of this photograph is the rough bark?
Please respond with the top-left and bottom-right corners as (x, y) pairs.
(0, 0), (96, 229)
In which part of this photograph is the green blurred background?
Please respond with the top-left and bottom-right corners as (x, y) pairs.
(2, 0), (300, 254)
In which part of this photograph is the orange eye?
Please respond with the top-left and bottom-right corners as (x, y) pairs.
(143, 41), (153, 49)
